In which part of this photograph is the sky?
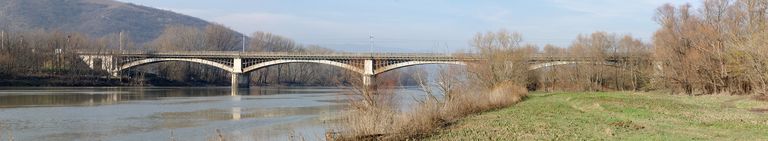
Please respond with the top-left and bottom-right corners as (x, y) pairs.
(117, 0), (697, 53)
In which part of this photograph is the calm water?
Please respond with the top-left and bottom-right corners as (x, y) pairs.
(0, 87), (424, 141)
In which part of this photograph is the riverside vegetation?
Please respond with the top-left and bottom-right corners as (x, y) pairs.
(427, 92), (768, 140)
(334, 0), (768, 140)
(0, 0), (766, 140)
(0, 25), (368, 86)
(332, 30), (533, 140)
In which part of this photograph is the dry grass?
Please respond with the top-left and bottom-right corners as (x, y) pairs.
(334, 82), (528, 141)
(333, 87), (398, 140)
(755, 94), (768, 102)
(442, 82), (527, 120)
(428, 92), (768, 140)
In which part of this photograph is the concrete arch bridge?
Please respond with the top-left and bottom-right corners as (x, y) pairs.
(78, 51), (652, 88)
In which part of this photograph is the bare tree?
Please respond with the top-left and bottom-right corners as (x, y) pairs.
(468, 29), (532, 88)
(653, 0), (768, 95)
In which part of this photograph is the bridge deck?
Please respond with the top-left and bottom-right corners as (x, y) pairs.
(78, 51), (479, 60)
(77, 51), (649, 61)
(76, 51), (654, 89)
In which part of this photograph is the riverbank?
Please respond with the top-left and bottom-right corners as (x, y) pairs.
(0, 74), (227, 87)
(0, 74), (380, 87)
(0, 75), (125, 86)
(427, 92), (768, 140)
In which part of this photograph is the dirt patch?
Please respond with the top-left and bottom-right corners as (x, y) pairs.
(609, 121), (645, 130)
(754, 94), (768, 102)
(721, 97), (750, 108)
(750, 108), (768, 113)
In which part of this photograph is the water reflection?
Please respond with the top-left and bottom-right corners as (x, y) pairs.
(0, 92), (122, 108)
(0, 87), (343, 108)
(0, 87), (357, 141)
(232, 107), (241, 120)
(0, 87), (426, 141)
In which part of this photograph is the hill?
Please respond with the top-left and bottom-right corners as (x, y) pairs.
(0, 0), (213, 43)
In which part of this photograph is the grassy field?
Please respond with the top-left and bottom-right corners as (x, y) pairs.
(427, 92), (768, 140)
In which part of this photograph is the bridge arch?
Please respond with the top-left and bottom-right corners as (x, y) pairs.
(528, 61), (624, 71)
(242, 60), (365, 74)
(116, 58), (233, 73)
(374, 61), (466, 75)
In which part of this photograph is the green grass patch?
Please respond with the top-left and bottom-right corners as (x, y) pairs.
(427, 92), (768, 141)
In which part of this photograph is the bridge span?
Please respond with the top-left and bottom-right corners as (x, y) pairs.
(78, 51), (652, 89)
(78, 51), (483, 88)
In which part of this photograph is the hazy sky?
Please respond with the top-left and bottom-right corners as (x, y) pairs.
(117, 0), (697, 53)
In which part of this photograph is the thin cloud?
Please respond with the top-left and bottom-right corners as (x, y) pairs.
(117, 0), (702, 51)
(156, 7), (212, 17)
(549, 0), (696, 18)
(212, 12), (356, 36)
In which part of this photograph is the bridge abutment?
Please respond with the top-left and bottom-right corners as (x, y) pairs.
(79, 55), (115, 73)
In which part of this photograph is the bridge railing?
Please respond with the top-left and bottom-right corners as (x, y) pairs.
(76, 51), (480, 58)
(76, 51), (649, 61)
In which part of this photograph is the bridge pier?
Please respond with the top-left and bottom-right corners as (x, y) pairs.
(363, 60), (374, 87)
(77, 52), (476, 89)
(231, 58), (250, 89)
(362, 74), (374, 87)
(231, 73), (250, 89)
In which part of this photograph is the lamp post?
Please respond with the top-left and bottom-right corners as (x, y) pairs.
(119, 31), (123, 53)
(369, 34), (374, 57)
(1, 30), (4, 50)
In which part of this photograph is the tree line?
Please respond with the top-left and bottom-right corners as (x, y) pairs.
(490, 0), (767, 96)
(0, 29), (117, 85)
(143, 24), (380, 86)
(1, 0), (765, 95)
(335, 1), (767, 139)
(457, 29), (652, 93)
(533, 32), (653, 92)
(0, 24), (361, 86)
(653, 0), (768, 95)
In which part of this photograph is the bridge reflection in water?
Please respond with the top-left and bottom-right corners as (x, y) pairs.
(0, 87), (355, 141)
(0, 87), (338, 108)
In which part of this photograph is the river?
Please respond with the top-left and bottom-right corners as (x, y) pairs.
(0, 87), (425, 141)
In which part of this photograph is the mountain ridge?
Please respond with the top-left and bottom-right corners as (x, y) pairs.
(0, 0), (216, 44)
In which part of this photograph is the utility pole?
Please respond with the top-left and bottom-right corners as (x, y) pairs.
(60, 35), (70, 72)
(65, 35), (70, 52)
(119, 31), (123, 53)
(433, 40), (438, 53)
(369, 34), (374, 56)
(242, 35), (246, 52)
(117, 31), (124, 82)
(1, 30), (4, 50)
(444, 42), (449, 55)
